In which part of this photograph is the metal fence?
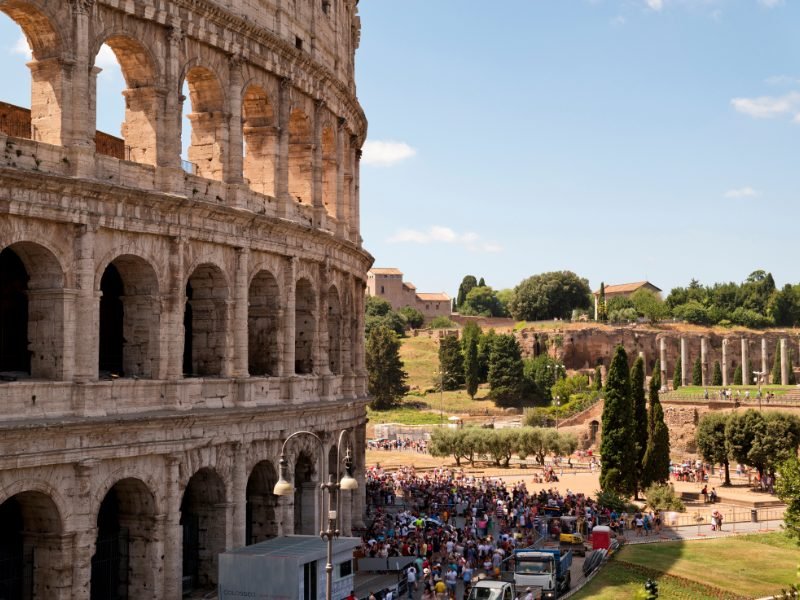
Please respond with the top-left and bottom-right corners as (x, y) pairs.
(659, 506), (784, 529)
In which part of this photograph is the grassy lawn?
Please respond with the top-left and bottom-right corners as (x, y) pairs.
(399, 335), (440, 390)
(573, 533), (800, 599)
(667, 385), (792, 397)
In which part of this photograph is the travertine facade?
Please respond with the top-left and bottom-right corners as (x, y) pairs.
(0, 0), (370, 598)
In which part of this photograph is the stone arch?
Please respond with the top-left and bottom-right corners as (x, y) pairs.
(293, 451), (317, 535)
(97, 254), (160, 379)
(183, 64), (228, 181)
(589, 420), (600, 444)
(248, 269), (280, 376)
(246, 460), (278, 544)
(0, 241), (65, 379)
(242, 83), (276, 196)
(0, 1), (62, 60)
(0, 489), (66, 598)
(295, 277), (316, 375)
(288, 107), (312, 204)
(327, 284), (342, 375)
(180, 467), (227, 592)
(91, 32), (161, 166)
(184, 263), (229, 377)
(90, 477), (158, 600)
(321, 124), (337, 218)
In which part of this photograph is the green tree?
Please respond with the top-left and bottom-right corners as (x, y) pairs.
(366, 295), (392, 317)
(510, 271), (592, 321)
(477, 329), (497, 383)
(430, 316), (456, 329)
(461, 285), (504, 317)
(673, 356), (682, 390)
(488, 334), (526, 408)
(642, 379), (671, 487)
(631, 288), (669, 323)
(696, 412), (732, 486)
(456, 275), (478, 310)
(776, 456), (800, 542)
(652, 359), (661, 391)
(733, 364), (743, 386)
(478, 277), (486, 287)
(712, 361), (723, 386)
(692, 357), (702, 386)
(438, 334), (464, 391)
(768, 284), (800, 327)
(593, 365), (603, 391)
(496, 288), (515, 317)
(398, 306), (424, 329)
(366, 325), (408, 410)
(366, 310), (406, 337)
(523, 354), (562, 404)
(463, 330), (480, 399)
(597, 282), (608, 322)
(600, 345), (636, 496)
(772, 341), (782, 384)
(631, 356), (648, 498)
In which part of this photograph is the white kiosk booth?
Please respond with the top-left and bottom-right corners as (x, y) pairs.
(219, 535), (361, 600)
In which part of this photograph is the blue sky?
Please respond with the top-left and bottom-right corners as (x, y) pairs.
(356, 0), (800, 298)
(0, 2), (797, 298)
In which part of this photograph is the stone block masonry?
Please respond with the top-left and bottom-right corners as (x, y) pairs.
(0, 1), (370, 598)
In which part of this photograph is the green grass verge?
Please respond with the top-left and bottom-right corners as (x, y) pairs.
(573, 533), (800, 599)
(366, 407), (444, 426)
(668, 385), (792, 397)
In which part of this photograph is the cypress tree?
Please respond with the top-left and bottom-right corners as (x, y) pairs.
(652, 359), (661, 391)
(692, 357), (702, 386)
(631, 356), (648, 498)
(597, 282), (608, 322)
(733, 364), (742, 385)
(488, 334), (526, 408)
(772, 341), (782, 385)
(366, 325), (409, 410)
(642, 378), (671, 487)
(600, 345), (636, 496)
(439, 334), (465, 390)
(464, 332), (480, 399)
(593, 365), (603, 391)
(712, 361), (723, 386)
(478, 277), (486, 287)
(673, 356), (682, 390)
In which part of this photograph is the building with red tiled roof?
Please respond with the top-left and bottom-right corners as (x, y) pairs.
(593, 281), (662, 320)
(367, 268), (451, 322)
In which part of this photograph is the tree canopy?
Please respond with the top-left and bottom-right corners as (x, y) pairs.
(509, 271), (592, 321)
(696, 412), (732, 486)
(600, 345), (636, 496)
(488, 334), (527, 407)
(366, 325), (408, 410)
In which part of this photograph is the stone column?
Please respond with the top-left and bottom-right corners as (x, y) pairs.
(71, 460), (98, 599)
(741, 338), (749, 385)
(158, 21), (185, 192)
(722, 339), (729, 386)
(226, 55), (244, 185)
(275, 78), (291, 218)
(165, 237), (186, 380)
(638, 351), (646, 377)
(351, 146), (362, 244)
(700, 337), (708, 387)
(781, 338), (789, 385)
(68, 0), (93, 148)
(680, 338), (688, 387)
(162, 455), (182, 599)
(232, 443), (247, 548)
(73, 224), (97, 383)
(232, 248), (249, 378)
(659, 338), (667, 391)
(335, 118), (347, 238)
(762, 338), (768, 380)
(311, 100), (326, 229)
(282, 257), (297, 376)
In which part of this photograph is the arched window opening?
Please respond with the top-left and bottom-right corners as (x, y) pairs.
(246, 461), (278, 544)
(90, 479), (157, 600)
(321, 126), (337, 218)
(181, 468), (226, 593)
(248, 270), (280, 376)
(0, 491), (64, 598)
(182, 67), (226, 180)
(242, 85), (276, 196)
(294, 279), (315, 375)
(0, 248), (30, 376)
(98, 256), (160, 379)
(0, 7), (62, 145)
(293, 453), (316, 535)
(184, 264), (228, 377)
(288, 108), (312, 204)
(328, 286), (342, 375)
(94, 37), (158, 165)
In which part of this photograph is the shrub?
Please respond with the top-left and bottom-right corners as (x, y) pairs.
(430, 316), (457, 329)
(644, 483), (685, 512)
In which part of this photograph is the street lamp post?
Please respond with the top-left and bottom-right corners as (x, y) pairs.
(555, 396), (561, 431)
(752, 371), (765, 411)
(273, 429), (359, 600)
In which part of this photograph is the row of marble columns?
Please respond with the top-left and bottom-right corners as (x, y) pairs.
(655, 337), (794, 389)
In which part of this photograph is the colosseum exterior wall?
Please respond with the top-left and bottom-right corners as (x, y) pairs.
(0, 0), (370, 598)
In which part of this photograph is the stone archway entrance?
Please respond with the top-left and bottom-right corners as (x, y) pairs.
(180, 468), (226, 593)
(293, 453), (316, 535)
(246, 461), (279, 544)
(589, 420), (600, 444)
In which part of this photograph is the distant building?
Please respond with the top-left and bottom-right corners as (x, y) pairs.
(593, 281), (662, 320)
(367, 268), (451, 321)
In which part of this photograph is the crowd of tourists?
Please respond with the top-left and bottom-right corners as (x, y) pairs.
(360, 465), (628, 599)
(368, 438), (429, 453)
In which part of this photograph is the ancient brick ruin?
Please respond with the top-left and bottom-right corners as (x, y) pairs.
(0, 0), (370, 597)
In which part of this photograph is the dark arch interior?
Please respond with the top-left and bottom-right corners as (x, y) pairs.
(181, 469), (226, 593)
(91, 488), (127, 600)
(294, 453), (315, 535)
(0, 496), (26, 599)
(0, 248), (30, 375)
(99, 264), (124, 377)
(246, 461), (278, 545)
(183, 280), (193, 376)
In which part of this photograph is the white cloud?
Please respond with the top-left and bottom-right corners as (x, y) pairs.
(731, 92), (800, 120)
(758, 0), (784, 7)
(10, 35), (31, 60)
(387, 226), (503, 253)
(96, 44), (119, 70)
(724, 187), (761, 199)
(361, 140), (416, 167)
(645, 0), (664, 11)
